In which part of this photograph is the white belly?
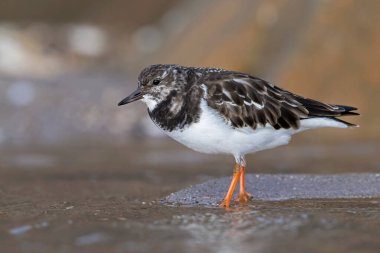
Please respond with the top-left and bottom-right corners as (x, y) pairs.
(164, 100), (348, 156)
(164, 101), (291, 156)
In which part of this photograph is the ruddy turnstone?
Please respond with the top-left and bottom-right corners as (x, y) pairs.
(118, 64), (359, 208)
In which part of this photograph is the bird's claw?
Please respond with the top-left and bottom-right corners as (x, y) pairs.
(236, 192), (252, 203)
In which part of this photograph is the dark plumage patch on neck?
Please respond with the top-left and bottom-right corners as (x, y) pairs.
(148, 85), (202, 132)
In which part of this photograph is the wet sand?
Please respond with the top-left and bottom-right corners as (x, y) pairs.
(165, 173), (380, 206)
(1, 140), (380, 253)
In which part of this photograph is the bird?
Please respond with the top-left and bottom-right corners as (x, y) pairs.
(118, 64), (359, 208)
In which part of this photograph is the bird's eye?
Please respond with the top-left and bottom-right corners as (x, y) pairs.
(152, 79), (161, 85)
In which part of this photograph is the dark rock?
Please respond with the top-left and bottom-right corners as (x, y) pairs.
(163, 173), (380, 207)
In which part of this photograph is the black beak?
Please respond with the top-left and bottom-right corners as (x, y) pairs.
(118, 87), (143, 106)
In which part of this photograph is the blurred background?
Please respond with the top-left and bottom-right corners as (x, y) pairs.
(0, 0), (377, 150)
(1, 1), (380, 252)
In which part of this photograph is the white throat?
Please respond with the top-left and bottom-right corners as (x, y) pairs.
(141, 95), (159, 111)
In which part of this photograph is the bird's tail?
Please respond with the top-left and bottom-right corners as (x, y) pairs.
(294, 96), (359, 127)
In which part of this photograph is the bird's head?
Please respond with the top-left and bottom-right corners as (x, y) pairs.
(118, 64), (189, 111)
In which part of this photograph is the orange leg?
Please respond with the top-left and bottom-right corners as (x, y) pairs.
(237, 165), (252, 203)
(220, 164), (242, 208)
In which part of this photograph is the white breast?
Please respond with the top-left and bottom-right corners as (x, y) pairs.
(162, 100), (349, 157)
(164, 100), (290, 156)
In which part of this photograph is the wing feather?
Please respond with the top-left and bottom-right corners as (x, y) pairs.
(202, 74), (307, 130)
(201, 71), (358, 130)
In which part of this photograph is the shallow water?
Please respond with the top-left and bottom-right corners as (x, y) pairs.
(1, 140), (380, 253)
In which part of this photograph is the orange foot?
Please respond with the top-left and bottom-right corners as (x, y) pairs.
(219, 164), (241, 208)
(220, 163), (254, 208)
(219, 199), (231, 208)
(237, 191), (252, 203)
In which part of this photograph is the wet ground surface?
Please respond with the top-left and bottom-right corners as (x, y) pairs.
(165, 173), (380, 206)
(1, 140), (380, 253)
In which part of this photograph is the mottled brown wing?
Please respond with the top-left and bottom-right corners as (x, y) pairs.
(202, 74), (310, 130)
